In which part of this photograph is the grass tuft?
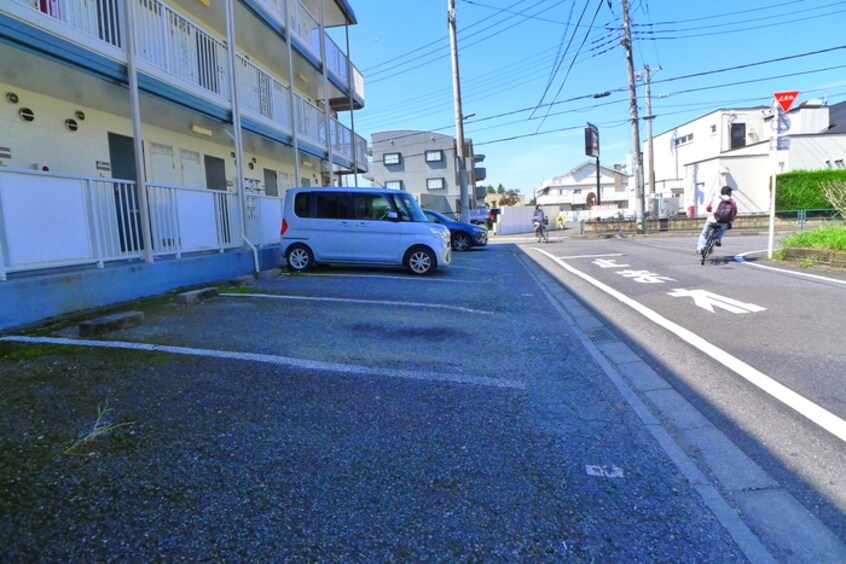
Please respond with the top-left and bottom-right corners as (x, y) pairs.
(64, 400), (135, 457)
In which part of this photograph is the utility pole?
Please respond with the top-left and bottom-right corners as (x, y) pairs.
(448, 0), (470, 223)
(644, 64), (657, 200)
(621, 0), (644, 232)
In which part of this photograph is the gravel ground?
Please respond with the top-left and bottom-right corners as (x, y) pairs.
(0, 246), (748, 561)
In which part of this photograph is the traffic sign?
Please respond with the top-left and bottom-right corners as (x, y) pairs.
(774, 90), (800, 112)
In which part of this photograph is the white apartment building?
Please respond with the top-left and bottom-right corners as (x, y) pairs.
(0, 0), (367, 330)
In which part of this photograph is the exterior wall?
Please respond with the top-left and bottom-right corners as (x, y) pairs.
(785, 134), (846, 171)
(0, 82), (301, 194)
(0, 248), (282, 332)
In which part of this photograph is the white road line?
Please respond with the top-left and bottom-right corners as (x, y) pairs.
(556, 253), (625, 260)
(292, 273), (487, 284)
(221, 293), (494, 315)
(736, 251), (846, 286)
(0, 336), (525, 390)
(534, 247), (846, 443)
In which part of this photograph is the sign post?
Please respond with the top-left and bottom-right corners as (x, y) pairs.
(585, 123), (600, 205)
(768, 91), (799, 258)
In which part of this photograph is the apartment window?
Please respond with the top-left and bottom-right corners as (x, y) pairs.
(383, 152), (401, 165)
(385, 180), (403, 189)
(710, 124), (717, 134)
(427, 178), (446, 190)
(573, 188), (582, 194)
(425, 150), (444, 163)
(673, 133), (694, 146)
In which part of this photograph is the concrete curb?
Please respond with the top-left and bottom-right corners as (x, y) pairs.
(176, 287), (219, 305)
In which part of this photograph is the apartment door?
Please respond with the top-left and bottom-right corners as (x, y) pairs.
(180, 150), (204, 188)
(149, 143), (177, 250)
(107, 132), (144, 252)
(204, 155), (230, 244)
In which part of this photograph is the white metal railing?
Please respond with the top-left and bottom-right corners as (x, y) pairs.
(253, 0), (286, 22)
(294, 92), (324, 146)
(290, 0), (321, 57)
(132, 0), (229, 98)
(0, 168), (252, 280)
(10, 0), (123, 48)
(235, 55), (292, 133)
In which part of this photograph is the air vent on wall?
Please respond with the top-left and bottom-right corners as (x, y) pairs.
(18, 108), (35, 122)
(6, 92), (19, 104)
(65, 119), (79, 132)
(75, 110), (86, 121)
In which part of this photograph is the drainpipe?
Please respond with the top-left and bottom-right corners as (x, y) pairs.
(319, 0), (333, 186)
(123, 0), (154, 263)
(287, 0), (301, 186)
(345, 23), (357, 186)
(224, 0), (258, 273)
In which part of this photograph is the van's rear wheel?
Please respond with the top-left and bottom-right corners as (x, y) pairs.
(405, 246), (435, 275)
(286, 244), (313, 272)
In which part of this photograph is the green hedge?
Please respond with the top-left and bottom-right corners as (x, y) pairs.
(777, 169), (846, 210)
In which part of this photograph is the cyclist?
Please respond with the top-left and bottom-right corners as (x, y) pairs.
(696, 185), (738, 253)
(532, 205), (548, 242)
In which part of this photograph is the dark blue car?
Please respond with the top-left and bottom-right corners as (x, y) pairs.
(422, 209), (488, 251)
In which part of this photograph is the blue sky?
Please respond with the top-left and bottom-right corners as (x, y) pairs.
(333, 0), (846, 195)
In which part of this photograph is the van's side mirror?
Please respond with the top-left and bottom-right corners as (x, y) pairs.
(386, 211), (399, 221)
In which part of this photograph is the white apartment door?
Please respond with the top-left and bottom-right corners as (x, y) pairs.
(149, 143), (178, 251)
(180, 150), (205, 188)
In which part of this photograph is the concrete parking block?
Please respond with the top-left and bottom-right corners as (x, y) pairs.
(176, 287), (219, 305)
(256, 268), (282, 279)
(78, 311), (144, 337)
(229, 275), (255, 287)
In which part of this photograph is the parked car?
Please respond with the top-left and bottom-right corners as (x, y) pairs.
(422, 209), (488, 251)
(280, 187), (451, 275)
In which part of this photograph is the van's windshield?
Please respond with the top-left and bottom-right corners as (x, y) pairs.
(390, 192), (427, 222)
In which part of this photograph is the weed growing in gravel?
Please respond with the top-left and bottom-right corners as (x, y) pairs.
(64, 401), (135, 456)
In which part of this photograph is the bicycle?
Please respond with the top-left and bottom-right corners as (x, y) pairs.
(534, 221), (549, 243)
(699, 222), (721, 265)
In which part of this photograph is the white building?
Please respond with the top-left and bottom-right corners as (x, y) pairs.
(535, 161), (631, 221)
(536, 100), (846, 221)
(645, 100), (846, 216)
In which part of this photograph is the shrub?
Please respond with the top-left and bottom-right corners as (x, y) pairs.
(777, 170), (846, 210)
(780, 226), (846, 251)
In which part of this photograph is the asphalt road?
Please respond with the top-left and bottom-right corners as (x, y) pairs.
(514, 229), (846, 555)
(0, 236), (843, 560)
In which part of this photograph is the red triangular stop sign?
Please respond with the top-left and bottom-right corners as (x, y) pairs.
(774, 91), (800, 112)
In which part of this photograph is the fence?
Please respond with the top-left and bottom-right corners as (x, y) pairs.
(0, 169), (282, 281)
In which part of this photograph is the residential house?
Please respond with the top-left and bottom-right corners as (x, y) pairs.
(535, 161), (631, 220)
(365, 130), (487, 215)
(0, 0), (367, 330)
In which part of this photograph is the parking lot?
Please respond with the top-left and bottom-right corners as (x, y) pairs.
(0, 243), (746, 561)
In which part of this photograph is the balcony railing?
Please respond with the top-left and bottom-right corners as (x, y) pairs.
(6, 0), (367, 171)
(0, 168), (289, 280)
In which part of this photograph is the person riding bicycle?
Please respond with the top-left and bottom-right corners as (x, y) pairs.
(696, 186), (738, 253)
(532, 205), (548, 242)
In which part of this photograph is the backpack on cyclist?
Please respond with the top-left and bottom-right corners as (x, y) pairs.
(713, 199), (735, 224)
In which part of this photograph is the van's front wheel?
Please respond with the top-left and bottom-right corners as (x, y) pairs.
(285, 244), (313, 272)
(405, 246), (435, 275)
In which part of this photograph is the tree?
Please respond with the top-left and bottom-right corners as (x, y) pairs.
(486, 184), (495, 194)
(496, 184), (505, 194)
(823, 180), (846, 218)
(498, 189), (523, 206)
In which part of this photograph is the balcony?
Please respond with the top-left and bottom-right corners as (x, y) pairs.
(4, 0), (366, 170)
